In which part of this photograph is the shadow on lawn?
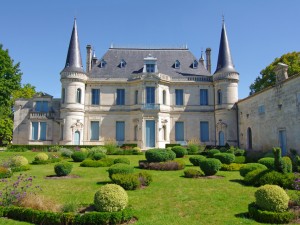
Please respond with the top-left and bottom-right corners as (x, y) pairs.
(235, 212), (250, 219)
(96, 181), (112, 185)
(229, 179), (246, 186)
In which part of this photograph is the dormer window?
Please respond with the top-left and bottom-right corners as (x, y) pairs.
(143, 54), (158, 73)
(192, 60), (198, 69)
(119, 59), (126, 68)
(146, 64), (155, 73)
(99, 59), (106, 68)
(174, 60), (180, 69)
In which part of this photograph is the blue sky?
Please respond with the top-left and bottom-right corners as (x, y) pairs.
(1, 0), (299, 99)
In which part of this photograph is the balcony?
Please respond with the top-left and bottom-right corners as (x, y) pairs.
(142, 103), (160, 111)
(29, 112), (55, 119)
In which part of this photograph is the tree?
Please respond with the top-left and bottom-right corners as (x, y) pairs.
(249, 52), (300, 95)
(0, 44), (35, 145)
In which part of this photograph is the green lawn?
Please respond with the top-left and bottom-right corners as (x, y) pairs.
(0, 152), (262, 225)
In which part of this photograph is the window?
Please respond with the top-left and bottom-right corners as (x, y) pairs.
(100, 59), (106, 68)
(175, 122), (184, 141)
(162, 125), (167, 141)
(90, 121), (99, 140)
(116, 121), (125, 142)
(174, 60), (180, 69)
(32, 122), (38, 140)
(40, 122), (46, 140)
(200, 121), (209, 142)
(162, 90), (166, 105)
(135, 90), (138, 104)
(35, 101), (48, 112)
(258, 105), (265, 114)
(175, 89), (183, 106)
(120, 59), (126, 68)
(146, 64), (155, 73)
(217, 90), (222, 105)
(134, 125), (138, 141)
(116, 89), (125, 105)
(62, 88), (65, 104)
(91, 89), (100, 105)
(76, 88), (81, 103)
(200, 89), (208, 105)
(146, 87), (155, 104)
(192, 60), (198, 68)
(31, 122), (47, 141)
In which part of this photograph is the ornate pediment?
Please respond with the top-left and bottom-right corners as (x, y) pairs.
(216, 120), (227, 130)
(71, 120), (83, 131)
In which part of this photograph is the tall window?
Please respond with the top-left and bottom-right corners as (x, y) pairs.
(175, 122), (184, 141)
(175, 89), (183, 106)
(146, 87), (155, 104)
(77, 88), (81, 103)
(32, 122), (38, 140)
(91, 89), (100, 105)
(135, 90), (138, 104)
(217, 90), (222, 105)
(162, 90), (166, 105)
(146, 64), (155, 73)
(174, 60), (180, 69)
(31, 122), (46, 141)
(200, 121), (209, 142)
(116, 89), (125, 105)
(134, 125), (138, 141)
(62, 88), (65, 104)
(162, 125), (167, 141)
(90, 121), (99, 140)
(200, 89), (208, 105)
(116, 121), (125, 141)
(35, 101), (48, 112)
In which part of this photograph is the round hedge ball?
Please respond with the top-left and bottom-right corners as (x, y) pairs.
(12, 156), (29, 167)
(94, 184), (128, 212)
(34, 153), (49, 161)
(54, 162), (73, 176)
(200, 158), (222, 176)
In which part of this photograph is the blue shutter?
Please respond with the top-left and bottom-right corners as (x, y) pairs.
(91, 121), (99, 140)
(35, 101), (41, 112)
(42, 101), (48, 112)
(175, 90), (183, 105)
(175, 122), (184, 141)
(200, 89), (208, 105)
(92, 89), (100, 105)
(39, 122), (46, 140)
(200, 122), (209, 142)
(32, 122), (38, 140)
(146, 87), (155, 104)
(116, 121), (125, 141)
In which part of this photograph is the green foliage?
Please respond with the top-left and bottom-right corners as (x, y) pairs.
(239, 163), (267, 177)
(165, 144), (180, 148)
(221, 163), (243, 171)
(171, 146), (188, 158)
(137, 171), (153, 186)
(59, 148), (73, 158)
(145, 149), (176, 162)
(111, 173), (140, 190)
(88, 146), (107, 155)
(120, 143), (137, 148)
(243, 168), (268, 186)
(250, 51), (300, 94)
(146, 160), (185, 170)
(234, 156), (246, 164)
(282, 156), (293, 173)
(71, 151), (87, 162)
(92, 152), (107, 160)
(258, 157), (275, 169)
(11, 155), (28, 167)
(11, 164), (30, 172)
(0, 166), (12, 178)
(234, 149), (245, 156)
(5, 146), (29, 152)
(207, 149), (220, 158)
(187, 144), (199, 155)
(80, 158), (115, 167)
(200, 158), (222, 176)
(255, 185), (289, 212)
(113, 158), (130, 165)
(34, 153), (48, 161)
(248, 202), (294, 224)
(108, 163), (134, 179)
(273, 148), (292, 174)
(54, 162), (73, 177)
(213, 153), (235, 164)
(184, 169), (204, 178)
(189, 155), (207, 166)
(94, 184), (128, 212)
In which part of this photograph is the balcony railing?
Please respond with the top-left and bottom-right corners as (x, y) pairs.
(142, 103), (160, 110)
(29, 112), (55, 119)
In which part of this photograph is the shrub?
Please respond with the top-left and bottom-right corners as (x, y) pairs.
(59, 148), (73, 158)
(239, 163), (267, 177)
(255, 185), (289, 212)
(187, 144), (199, 155)
(207, 149), (220, 158)
(273, 147), (289, 173)
(79, 148), (88, 153)
(11, 165), (31, 172)
(34, 153), (49, 161)
(108, 163), (134, 179)
(221, 163), (243, 171)
(11, 156), (29, 167)
(92, 152), (107, 160)
(234, 156), (246, 164)
(94, 184), (128, 212)
(282, 156), (293, 173)
(0, 167), (12, 178)
(145, 149), (176, 162)
(189, 155), (207, 166)
(257, 157), (275, 169)
(114, 158), (130, 165)
(54, 162), (73, 176)
(48, 145), (61, 152)
(165, 144), (180, 148)
(71, 151), (87, 162)
(244, 168), (268, 186)
(132, 147), (141, 152)
(213, 153), (235, 164)
(80, 158), (115, 167)
(138, 171), (153, 186)
(184, 169), (204, 178)
(225, 149), (235, 154)
(88, 146), (107, 158)
(200, 158), (222, 176)
(234, 149), (245, 156)
(171, 146), (188, 158)
(111, 174), (140, 190)
(147, 160), (185, 170)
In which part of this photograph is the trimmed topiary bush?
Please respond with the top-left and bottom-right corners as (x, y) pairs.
(207, 149), (220, 158)
(146, 160), (185, 170)
(71, 152), (87, 162)
(282, 156), (293, 173)
(111, 173), (140, 190)
(171, 146), (188, 158)
(187, 144), (199, 155)
(145, 149), (176, 162)
(54, 162), (73, 176)
(137, 171), (153, 186)
(113, 158), (130, 165)
(189, 155), (207, 166)
(94, 184), (128, 212)
(200, 158), (222, 176)
(221, 163), (243, 171)
(59, 148), (73, 158)
(273, 147), (292, 174)
(213, 153), (235, 164)
(92, 152), (107, 160)
(234, 156), (246, 164)
(11, 156), (29, 167)
(0, 166), (13, 178)
(255, 185), (289, 212)
(257, 157), (275, 169)
(240, 163), (268, 177)
(234, 149), (245, 156)
(184, 169), (204, 178)
(80, 158), (115, 167)
(244, 168), (268, 186)
(108, 163), (134, 179)
(34, 153), (49, 162)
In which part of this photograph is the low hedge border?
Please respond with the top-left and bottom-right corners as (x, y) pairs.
(248, 202), (294, 224)
(0, 206), (134, 225)
(31, 158), (61, 165)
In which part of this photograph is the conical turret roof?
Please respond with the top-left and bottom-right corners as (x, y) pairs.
(214, 21), (237, 74)
(62, 19), (84, 73)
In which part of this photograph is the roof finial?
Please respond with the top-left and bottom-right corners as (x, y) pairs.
(222, 14), (225, 24)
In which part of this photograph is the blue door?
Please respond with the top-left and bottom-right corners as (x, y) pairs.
(279, 130), (287, 155)
(146, 120), (155, 147)
(74, 131), (80, 145)
(219, 131), (225, 146)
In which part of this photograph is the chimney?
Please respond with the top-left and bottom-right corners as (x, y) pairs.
(92, 50), (97, 67)
(86, 45), (92, 73)
(205, 48), (211, 73)
(274, 63), (288, 83)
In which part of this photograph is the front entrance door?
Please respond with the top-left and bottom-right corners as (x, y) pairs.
(146, 120), (155, 147)
(74, 131), (80, 145)
(279, 130), (287, 155)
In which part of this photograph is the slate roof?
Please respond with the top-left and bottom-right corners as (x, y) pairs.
(89, 48), (211, 78)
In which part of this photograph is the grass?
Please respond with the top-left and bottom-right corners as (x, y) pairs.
(0, 152), (264, 224)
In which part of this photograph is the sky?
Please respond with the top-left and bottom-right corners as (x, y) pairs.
(1, 0), (299, 99)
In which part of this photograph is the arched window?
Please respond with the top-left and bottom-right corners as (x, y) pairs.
(120, 59), (126, 68)
(174, 60), (180, 69)
(62, 88), (65, 104)
(219, 131), (225, 146)
(76, 88), (81, 103)
(162, 90), (166, 105)
(192, 60), (198, 68)
(247, 127), (252, 150)
(135, 90), (138, 104)
(217, 89), (222, 105)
